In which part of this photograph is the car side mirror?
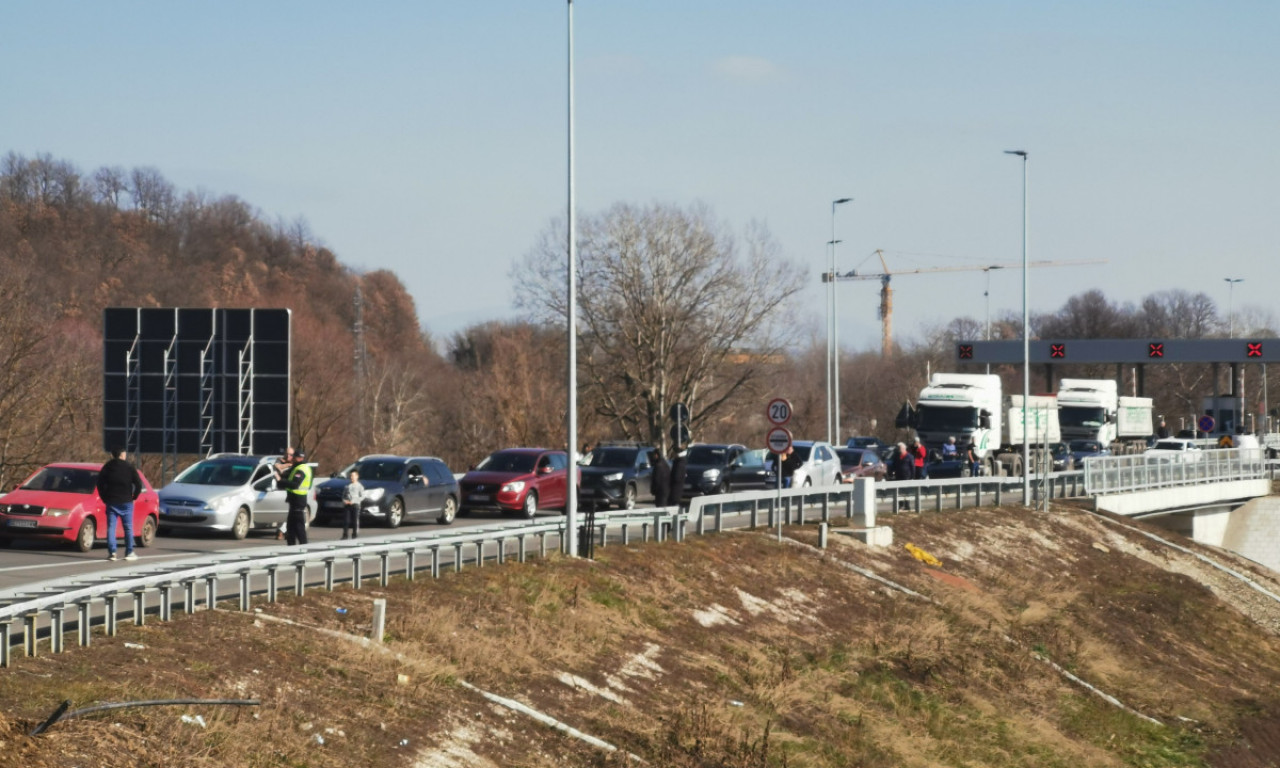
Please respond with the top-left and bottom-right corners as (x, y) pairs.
(539, 466), (553, 475)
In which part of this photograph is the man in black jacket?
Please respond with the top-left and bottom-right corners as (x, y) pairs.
(650, 449), (670, 508)
(96, 447), (143, 561)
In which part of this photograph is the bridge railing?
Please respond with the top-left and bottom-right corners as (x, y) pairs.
(1083, 448), (1267, 495)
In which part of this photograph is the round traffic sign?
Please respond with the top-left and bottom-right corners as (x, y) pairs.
(766, 427), (792, 454)
(669, 423), (691, 447)
(1197, 414), (1216, 433)
(766, 397), (793, 426)
(669, 402), (690, 423)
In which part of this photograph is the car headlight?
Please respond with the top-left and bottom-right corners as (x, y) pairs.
(702, 469), (721, 479)
(603, 472), (623, 482)
(46, 508), (72, 517)
(364, 487), (385, 501)
(502, 481), (526, 493)
(0, 504), (8, 514)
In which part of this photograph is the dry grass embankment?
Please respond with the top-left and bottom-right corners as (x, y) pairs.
(5, 504), (1280, 767)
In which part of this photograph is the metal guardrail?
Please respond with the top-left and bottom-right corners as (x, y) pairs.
(1083, 448), (1268, 495)
(0, 471), (1091, 667)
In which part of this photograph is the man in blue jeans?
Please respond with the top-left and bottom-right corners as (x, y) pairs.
(96, 447), (143, 561)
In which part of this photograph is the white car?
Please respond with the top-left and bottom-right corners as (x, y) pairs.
(785, 441), (843, 487)
(1144, 438), (1202, 462)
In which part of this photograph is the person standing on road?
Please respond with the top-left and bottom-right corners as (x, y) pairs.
(283, 450), (313, 546)
(909, 439), (928, 479)
(892, 442), (915, 482)
(273, 446), (296, 541)
(1156, 420), (1170, 439)
(96, 447), (143, 562)
(964, 441), (982, 477)
(341, 469), (364, 540)
(668, 446), (687, 508)
(650, 448), (670, 508)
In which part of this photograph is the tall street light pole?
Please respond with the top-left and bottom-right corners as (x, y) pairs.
(1004, 150), (1030, 507)
(1224, 278), (1243, 338)
(830, 197), (852, 444)
(564, 0), (579, 557)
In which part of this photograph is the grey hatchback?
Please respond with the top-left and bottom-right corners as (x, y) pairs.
(158, 454), (316, 539)
(314, 455), (458, 528)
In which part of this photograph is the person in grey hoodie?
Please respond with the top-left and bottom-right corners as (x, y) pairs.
(341, 469), (365, 540)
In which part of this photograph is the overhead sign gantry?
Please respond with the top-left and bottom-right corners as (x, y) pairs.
(955, 339), (1276, 365)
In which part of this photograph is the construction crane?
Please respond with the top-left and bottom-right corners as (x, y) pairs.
(821, 250), (1108, 356)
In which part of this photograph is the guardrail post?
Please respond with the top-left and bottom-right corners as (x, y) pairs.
(265, 568), (278, 604)
(351, 556), (363, 588)
(751, 499), (760, 528)
(406, 549), (417, 580)
(653, 512), (662, 542)
(379, 551), (391, 586)
(821, 495), (830, 523)
(994, 483), (1002, 506)
(184, 580), (197, 613)
(453, 543), (463, 573)
(913, 487), (922, 513)
(621, 524), (630, 546)
(105, 594), (119, 636)
(696, 507), (706, 535)
(205, 576), (218, 611)
(955, 483), (963, 510)
(539, 532), (548, 558)
(159, 584), (174, 620)
(934, 487), (942, 512)
(891, 487), (900, 513)
(475, 541), (485, 568)
(296, 563), (308, 596)
(324, 559), (336, 591)
(797, 496), (806, 525)
(496, 537), (506, 564)
(0, 622), (10, 668)
(24, 614), (37, 657)
(77, 601), (92, 647)
(430, 547), (441, 578)
(517, 535), (527, 563)
(238, 572), (251, 611)
(818, 522), (829, 549)
(134, 588), (148, 624)
(766, 498), (775, 528)
(715, 504), (724, 533)
(50, 607), (64, 654)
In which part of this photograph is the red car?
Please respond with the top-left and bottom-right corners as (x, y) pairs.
(0, 463), (160, 552)
(836, 448), (888, 482)
(459, 448), (573, 518)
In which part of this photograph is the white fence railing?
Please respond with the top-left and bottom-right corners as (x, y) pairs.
(1083, 448), (1268, 495)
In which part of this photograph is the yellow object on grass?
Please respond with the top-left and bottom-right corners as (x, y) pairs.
(904, 542), (942, 568)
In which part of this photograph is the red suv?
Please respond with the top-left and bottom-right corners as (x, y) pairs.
(0, 463), (161, 552)
(459, 448), (572, 518)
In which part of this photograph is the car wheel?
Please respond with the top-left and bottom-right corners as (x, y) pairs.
(387, 497), (405, 528)
(438, 495), (457, 525)
(960, 464), (972, 478)
(522, 491), (539, 519)
(137, 516), (158, 548)
(715, 480), (728, 495)
(75, 517), (96, 553)
(619, 484), (637, 510)
(231, 507), (251, 540)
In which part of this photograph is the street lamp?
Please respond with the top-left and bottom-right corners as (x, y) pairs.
(1224, 278), (1243, 338)
(1004, 149), (1030, 507)
(829, 197), (852, 444)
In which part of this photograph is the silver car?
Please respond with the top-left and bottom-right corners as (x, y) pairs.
(786, 441), (843, 487)
(157, 454), (317, 539)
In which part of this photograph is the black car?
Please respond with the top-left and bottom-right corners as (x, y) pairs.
(846, 436), (888, 453)
(682, 443), (746, 497)
(578, 443), (655, 510)
(723, 448), (778, 491)
(314, 455), (458, 528)
(1049, 442), (1074, 472)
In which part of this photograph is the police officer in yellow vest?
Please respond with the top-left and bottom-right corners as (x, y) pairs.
(283, 449), (313, 546)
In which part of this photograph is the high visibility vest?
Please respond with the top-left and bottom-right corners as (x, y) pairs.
(287, 463), (313, 495)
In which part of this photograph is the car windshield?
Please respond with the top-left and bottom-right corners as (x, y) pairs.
(22, 466), (99, 494)
(341, 459), (406, 482)
(589, 448), (636, 468)
(1059, 406), (1107, 429)
(1050, 443), (1069, 457)
(1070, 440), (1102, 453)
(848, 437), (879, 448)
(476, 452), (538, 474)
(734, 449), (767, 468)
(836, 449), (866, 465)
(1152, 440), (1187, 451)
(174, 460), (256, 487)
(916, 405), (979, 432)
(687, 446), (728, 464)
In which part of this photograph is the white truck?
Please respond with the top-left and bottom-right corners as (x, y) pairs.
(901, 373), (1061, 476)
(1056, 379), (1153, 454)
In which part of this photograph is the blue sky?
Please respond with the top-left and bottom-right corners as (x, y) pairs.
(2, 1), (1276, 350)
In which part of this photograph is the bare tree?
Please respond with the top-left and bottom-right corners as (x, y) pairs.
(515, 202), (805, 453)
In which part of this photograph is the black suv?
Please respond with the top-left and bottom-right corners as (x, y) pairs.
(682, 443), (747, 497)
(314, 455), (458, 528)
(578, 443), (655, 510)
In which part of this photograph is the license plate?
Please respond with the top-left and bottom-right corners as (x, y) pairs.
(322, 500), (344, 508)
(7, 519), (37, 528)
(165, 508), (192, 518)
(469, 494), (490, 502)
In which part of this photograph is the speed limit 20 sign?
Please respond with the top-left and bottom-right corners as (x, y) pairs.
(766, 398), (792, 426)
